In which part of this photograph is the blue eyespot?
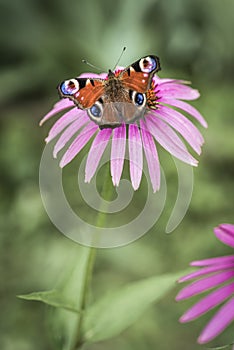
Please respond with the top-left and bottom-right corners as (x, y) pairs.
(134, 93), (145, 106)
(139, 56), (157, 73)
(88, 102), (103, 119)
(90, 104), (101, 117)
(60, 79), (79, 95)
(131, 91), (146, 108)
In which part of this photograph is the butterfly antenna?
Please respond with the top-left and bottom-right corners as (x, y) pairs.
(112, 46), (127, 71)
(82, 59), (103, 72)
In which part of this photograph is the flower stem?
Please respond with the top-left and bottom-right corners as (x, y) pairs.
(74, 163), (113, 349)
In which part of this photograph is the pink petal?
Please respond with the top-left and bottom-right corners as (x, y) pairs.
(40, 99), (74, 125)
(128, 124), (143, 191)
(140, 120), (160, 192)
(214, 224), (234, 248)
(45, 108), (86, 143)
(191, 255), (234, 267)
(198, 297), (234, 344)
(176, 270), (234, 300)
(154, 106), (204, 154)
(178, 262), (234, 282)
(111, 124), (126, 186)
(79, 72), (107, 79)
(60, 123), (98, 167)
(159, 97), (207, 128)
(53, 115), (89, 157)
(179, 282), (234, 322)
(85, 128), (112, 183)
(154, 77), (190, 85)
(157, 82), (200, 100)
(145, 115), (198, 166)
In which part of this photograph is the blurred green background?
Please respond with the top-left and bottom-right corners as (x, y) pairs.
(0, 0), (234, 349)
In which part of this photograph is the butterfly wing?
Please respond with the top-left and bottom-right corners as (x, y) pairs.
(58, 77), (105, 109)
(118, 55), (160, 92)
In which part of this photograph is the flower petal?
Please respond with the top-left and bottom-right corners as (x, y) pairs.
(79, 72), (107, 79)
(198, 297), (234, 344)
(45, 108), (86, 143)
(145, 115), (198, 166)
(154, 77), (190, 85)
(128, 124), (143, 190)
(214, 224), (234, 248)
(85, 128), (112, 183)
(53, 116), (89, 158)
(159, 97), (207, 128)
(140, 120), (160, 192)
(176, 270), (234, 300)
(179, 282), (234, 322)
(111, 124), (126, 187)
(40, 99), (74, 125)
(178, 262), (234, 282)
(156, 82), (200, 100)
(154, 106), (204, 154)
(60, 123), (98, 167)
(191, 255), (234, 267)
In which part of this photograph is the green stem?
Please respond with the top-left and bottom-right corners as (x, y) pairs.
(74, 164), (114, 349)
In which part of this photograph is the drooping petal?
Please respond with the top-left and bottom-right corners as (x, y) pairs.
(53, 116), (89, 158)
(176, 270), (234, 300)
(159, 97), (207, 128)
(140, 120), (160, 192)
(111, 124), (126, 187)
(145, 115), (198, 166)
(40, 99), (74, 125)
(154, 106), (204, 154)
(60, 123), (98, 167)
(156, 82), (200, 100)
(191, 255), (234, 267)
(85, 128), (112, 183)
(214, 224), (234, 248)
(45, 108), (86, 143)
(179, 282), (234, 322)
(178, 262), (234, 282)
(198, 297), (234, 344)
(128, 124), (143, 191)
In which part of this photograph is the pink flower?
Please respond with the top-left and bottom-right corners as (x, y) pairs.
(176, 224), (234, 344)
(40, 70), (207, 192)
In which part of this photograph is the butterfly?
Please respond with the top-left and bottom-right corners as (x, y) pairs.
(58, 55), (161, 129)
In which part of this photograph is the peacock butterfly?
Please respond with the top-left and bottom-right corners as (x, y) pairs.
(58, 55), (161, 129)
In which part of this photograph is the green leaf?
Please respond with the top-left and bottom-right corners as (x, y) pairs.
(84, 271), (183, 342)
(18, 290), (79, 313)
(49, 246), (95, 350)
(19, 245), (95, 350)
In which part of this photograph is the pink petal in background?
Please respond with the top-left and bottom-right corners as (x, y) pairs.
(198, 297), (234, 344)
(179, 282), (234, 322)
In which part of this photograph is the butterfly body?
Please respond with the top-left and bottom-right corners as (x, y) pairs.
(58, 55), (160, 128)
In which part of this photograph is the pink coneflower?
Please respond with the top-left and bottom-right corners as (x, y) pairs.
(40, 64), (207, 192)
(176, 224), (234, 344)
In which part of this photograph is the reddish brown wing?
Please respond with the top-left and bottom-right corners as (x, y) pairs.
(58, 78), (105, 109)
(117, 55), (160, 93)
(119, 69), (152, 92)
